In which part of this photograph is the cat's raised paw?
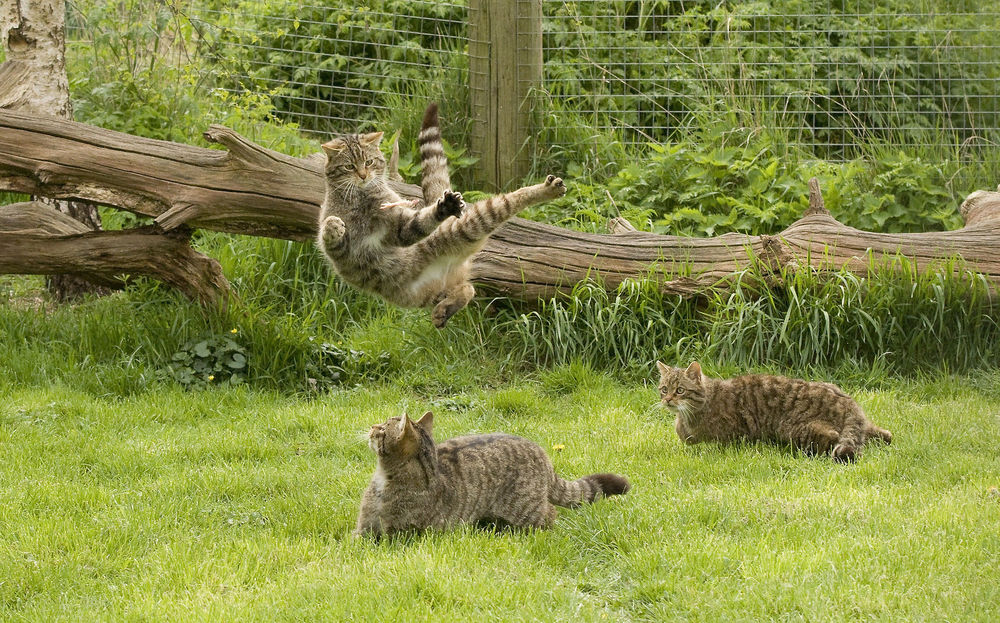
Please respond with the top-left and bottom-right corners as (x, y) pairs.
(320, 215), (346, 246)
(435, 190), (465, 220)
(542, 175), (567, 198)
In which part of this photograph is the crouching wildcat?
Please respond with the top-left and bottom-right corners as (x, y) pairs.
(355, 412), (630, 537)
(657, 361), (892, 462)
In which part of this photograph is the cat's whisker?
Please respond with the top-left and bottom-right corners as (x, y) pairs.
(355, 429), (372, 443)
(645, 401), (667, 416)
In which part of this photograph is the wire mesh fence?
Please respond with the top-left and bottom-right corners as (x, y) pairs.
(188, 1), (469, 135)
(72, 1), (1000, 164)
(538, 1), (1000, 158)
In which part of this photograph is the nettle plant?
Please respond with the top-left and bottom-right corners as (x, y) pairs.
(304, 339), (393, 392)
(163, 332), (248, 389)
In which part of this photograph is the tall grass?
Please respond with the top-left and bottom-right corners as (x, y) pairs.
(4, 240), (996, 398)
(706, 259), (1000, 373)
(486, 258), (1000, 380)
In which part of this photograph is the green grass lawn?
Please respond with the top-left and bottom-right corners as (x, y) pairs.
(3, 371), (999, 621)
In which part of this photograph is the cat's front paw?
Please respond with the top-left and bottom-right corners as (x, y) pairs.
(320, 215), (346, 246)
(832, 443), (857, 463)
(541, 174), (567, 199)
(434, 190), (465, 220)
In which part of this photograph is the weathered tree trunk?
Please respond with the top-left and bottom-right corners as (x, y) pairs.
(1, 0), (105, 300)
(0, 201), (231, 303)
(1, 109), (999, 303)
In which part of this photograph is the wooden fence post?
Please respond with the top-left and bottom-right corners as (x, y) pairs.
(468, 0), (543, 191)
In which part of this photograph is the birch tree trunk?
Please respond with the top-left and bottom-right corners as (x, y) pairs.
(1, 0), (105, 300)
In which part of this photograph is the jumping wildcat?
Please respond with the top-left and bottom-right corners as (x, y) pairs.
(317, 103), (566, 328)
(657, 361), (892, 462)
(354, 412), (630, 537)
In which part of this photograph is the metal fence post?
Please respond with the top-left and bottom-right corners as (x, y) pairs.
(468, 0), (542, 191)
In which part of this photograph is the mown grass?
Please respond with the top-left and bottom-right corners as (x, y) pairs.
(3, 232), (999, 621)
(2, 369), (999, 621)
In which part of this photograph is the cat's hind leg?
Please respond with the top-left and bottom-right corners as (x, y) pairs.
(802, 421), (840, 457)
(864, 421), (893, 445)
(499, 500), (556, 530)
(431, 281), (475, 329)
(832, 419), (866, 463)
(528, 504), (558, 530)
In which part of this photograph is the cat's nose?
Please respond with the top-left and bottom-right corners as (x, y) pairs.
(357, 168), (369, 180)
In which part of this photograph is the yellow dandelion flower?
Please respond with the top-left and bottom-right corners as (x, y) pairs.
(208, 375), (215, 381)
(552, 444), (565, 452)
(230, 328), (238, 334)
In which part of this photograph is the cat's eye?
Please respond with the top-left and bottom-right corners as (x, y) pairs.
(676, 388), (685, 395)
(365, 158), (375, 166)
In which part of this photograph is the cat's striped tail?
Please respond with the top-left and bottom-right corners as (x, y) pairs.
(549, 472), (630, 508)
(418, 102), (451, 206)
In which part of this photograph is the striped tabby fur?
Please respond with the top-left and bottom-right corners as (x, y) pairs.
(418, 102), (451, 206)
(657, 361), (893, 462)
(355, 412), (630, 537)
(317, 103), (566, 327)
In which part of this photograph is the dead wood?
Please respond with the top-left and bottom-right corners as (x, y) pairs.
(0, 224), (232, 306)
(2, 109), (1000, 304)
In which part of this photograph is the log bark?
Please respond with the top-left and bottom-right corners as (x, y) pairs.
(1, 109), (1000, 303)
(0, 201), (230, 304)
(0, 216), (231, 307)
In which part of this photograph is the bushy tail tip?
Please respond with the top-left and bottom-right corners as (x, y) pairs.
(422, 102), (439, 130)
(586, 473), (631, 497)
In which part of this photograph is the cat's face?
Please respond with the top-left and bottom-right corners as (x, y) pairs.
(367, 412), (434, 460)
(657, 361), (707, 415)
(322, 132), (387, 189)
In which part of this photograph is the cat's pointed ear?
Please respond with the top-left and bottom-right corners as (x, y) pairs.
(397, 413), (412, 433)
(321, 138), (346, 155)
(656, 360), (670, 376)
(685, 361), (702, 381)
(400, 414), (419, 441)
(360, 131), (384, 146)
(396, 415), (420, 455)
(415, 411), (434, 434)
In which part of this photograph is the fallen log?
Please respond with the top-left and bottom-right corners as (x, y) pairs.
(1, 109), (999, 303)
(0, 201), (230, 305)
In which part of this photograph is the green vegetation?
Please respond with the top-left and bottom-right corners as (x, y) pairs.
(2, 372), (999, 620)
(65, 0), (1000, 232)
(3, 0), (1000, 619)
(539, 0), (1000, 153)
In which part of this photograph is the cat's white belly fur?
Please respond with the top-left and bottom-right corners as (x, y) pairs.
(360, 228), (386, 247)
(409, 255), (463, 296)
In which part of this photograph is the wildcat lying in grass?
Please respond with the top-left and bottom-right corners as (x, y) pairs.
(355, 412), (630, 537)
(657, 361), (892, 462)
